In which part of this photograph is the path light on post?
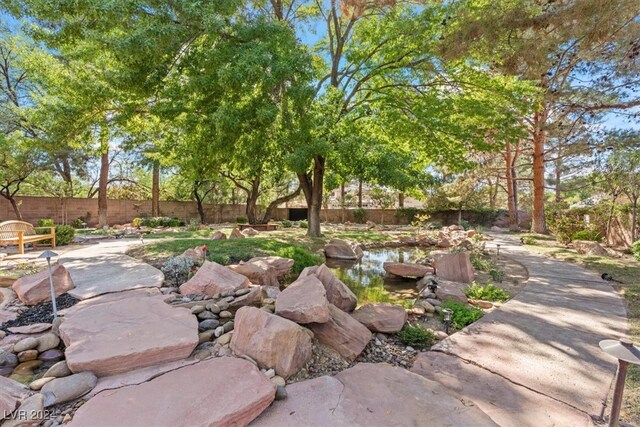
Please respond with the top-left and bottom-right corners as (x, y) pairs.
(443, 308), (453, 334)
(599, 338), (640, 427)
(38, 250), (59, 320)
(496, 244), (501, 258)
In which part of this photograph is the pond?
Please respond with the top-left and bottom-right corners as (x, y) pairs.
(326, 247), (432, 307)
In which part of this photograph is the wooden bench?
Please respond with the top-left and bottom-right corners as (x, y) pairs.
(0, 220), (56, 254)
(238, 223), (279, 231)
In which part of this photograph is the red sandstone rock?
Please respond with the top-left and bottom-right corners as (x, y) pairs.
(60, 297), (198, 377)
(308, 304), (371, 361)
(179, 261), (249, 296)
(0, 376), (32, 420)
(228, 262), (279, 287)
(70, 358), (275, 427)
(12, 265), (74, 306)
(299, 264), (357, 312)
(383, 262), (433, 278)
(247, 256), (294, 278)
(275, 276), (330, 324)
(228, 286), (263, 311)
(324, 241), (358, 260)
(351, 303), (407, 333)
(231, 306), (312, 379)
(432, 252), (475, 283)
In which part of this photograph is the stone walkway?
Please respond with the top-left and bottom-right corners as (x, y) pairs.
(412, 233), (628, 426)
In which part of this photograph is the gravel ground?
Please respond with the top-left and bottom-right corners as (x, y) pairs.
(0, 294), (78, 331)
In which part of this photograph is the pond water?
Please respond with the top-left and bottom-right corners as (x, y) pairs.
(326, 247), (432, 306)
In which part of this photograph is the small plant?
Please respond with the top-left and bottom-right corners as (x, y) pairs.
(521, 235), (537, 245)
(298, 220), (308, 228)
(140, 217), (184, 228)
(440, 300), (484, 329)
(489, 268), (504, 283)
(470, 253), (504, 282)
(464, 283), (511, 302)
(71, 217), (86, 229)
(161, 256), (195, 286)
(571, 229), (602, 242)
(281, 220), (293, 228)
(353, 208), (367, 224)
(397, 324), (435, 349)
(632, 240), (640, 262)
(274, 245), (321, 274)
(132, 217), (142, 228)
(186, 219), (200, 232)
(37, 218), (54, 227)
(236, 216), (249, 224)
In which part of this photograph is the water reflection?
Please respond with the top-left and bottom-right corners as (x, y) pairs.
(327, 247), (431, 306)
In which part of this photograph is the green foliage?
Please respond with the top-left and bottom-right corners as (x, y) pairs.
(71, 218), (85, 229)
(236, 216), (249, 224)
(353, 208), (367, 224)
(572, 229), (603, 242)
(397, 324), (435, 349)
(37, 218), (54, 227)
(140, 217), (184, 228)
(281, 220), (293, 228)
(440, 300), (484, 329)
(633, 241), (640, 262)
(186, 219), (200, 232)
(132, 218), (142, 228)
(161, 256), (195, 286)
(298, 220), (308, 229)
(54, 225), (75, 246)
(521, 236), (537, 245)
(470, 253), (503, 281)
(395, 208), (422, 223)
(464, 283), (511, 302)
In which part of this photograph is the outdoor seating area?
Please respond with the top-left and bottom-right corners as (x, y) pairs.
(0, 221), (56, 255)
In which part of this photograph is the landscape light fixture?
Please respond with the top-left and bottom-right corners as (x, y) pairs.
(442, 308), (453, 334)
(599, 338), (640, 427)
(38, 250), (59, 319)
(496, 244), (501, 258)
(202, 245), (207, 263)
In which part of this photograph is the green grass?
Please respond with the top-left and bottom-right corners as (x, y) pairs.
(440, 300), (484, 330)
(144, 229), (213, 239)
(524, 241), (640, 424)
(470, 253), (504, 282)
(464, 283), (511, 302)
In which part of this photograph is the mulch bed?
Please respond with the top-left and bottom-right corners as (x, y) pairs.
(1, 294), (79, 332)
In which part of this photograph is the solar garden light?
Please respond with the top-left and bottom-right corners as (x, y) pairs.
(496, 244), (501, 258)
(38, 250), (59, 319)
(442, 308), (453, 334)
(599, 338), (640, 427)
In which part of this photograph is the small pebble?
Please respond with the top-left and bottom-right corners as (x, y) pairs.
(271, 376), (286, 387)
(214, 326), (225, 338)
(191, 305), (205, 314)
(235, 288), (251, 296)
(207, 304), (221, 314)
(274, 385), (287, 401)
(264, 368), (275, 379)
(219, 311), (232, 319)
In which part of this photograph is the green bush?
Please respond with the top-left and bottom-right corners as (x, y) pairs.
(464, 283), (511, 302)
(132, 217), (142, 228)
(141, 217), (184, 228)
(470, 253), (503, 282)
(71, 218), (86, 229)
(274, 245), (321, 275)
(281, 220), (293, 228)
(521, 236), (537, 245)
(632, 240), (640, 261)
(236, 216), (249, 224)
(186, 219), (200, 232)
(54, 225), (75, 246)
(397, 324), (435, 349)
(353, 208), (367, 224)
(571, 229), (602, 242)
(440, 300), (484, 329)
(37, 218), (54, 227)
(489, 268), (504, 283)
(298, 220), (308, 229)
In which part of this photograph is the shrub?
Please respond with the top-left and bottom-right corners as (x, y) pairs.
(353, 208), (367, 224)
(521, 236), (537, 245)
(632, 240), (640, 262)
(140, 217), (184, 228)
(440, 300), (484, 329)
(71, 218), (86, 229)
(281, 220), (293, 228)
(161, 256), (194, 286)
(186, 219), (200, 232)
(274, 246), (321, 275)
(236, 216), (249, 224)
(298, 220), (308, 229)
(37, 218), (54, 227)
(132, 217), (142, 228)
(54, 225), (75, 246)
(572, 229), (602, 242)
(397, 324), (435, 349)
(464, 283), (511, 302)
(489, 268), (504, 283)
(470, 253), (504, 282)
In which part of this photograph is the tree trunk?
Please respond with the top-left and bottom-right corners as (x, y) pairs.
(193, 181), (206, 224)
(298, 156), (324, 237)
(358, 179), (363, 208)
(398, 192), (405, 208)
(260, 185), (302, 224)
(97, 147), (109, 228)
(152, 160), (160, 216)
(605, 194), (619, 245)
(245, 178), (260, 225)
(8, 197), (22, 220)
(631, 197), (638, 242)
(340, 182), (346, 223)
(531, 108), (548, 234)
(505, 142), (517, 229)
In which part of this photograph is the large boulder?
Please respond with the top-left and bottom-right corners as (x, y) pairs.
(1, 376), (32, 420)
(383, 262), (433, 278)
(275, 276), (330, 324)
(60, 297), (198, 377)
(231, 307), (312, 379)
(12, 265), (74, 306)
(253, 363), (496, 426)
(247, 256), (294, 278)
(228, 262), (279, 287)
(299, 264), (357, 312)
(352, 303), (407, 333)
(431, 279), (468, 304)
(242, 227), (259, 236)
(229, 228), (245, 239)
(324, 240), (359, 260)
(179, 261), (249, 296)
(228, 286), (263, 311)
(308, 304), (372, 361)
(211, 231), (227, 240)
(69, 358), (275, 427)
(573, 240), (608, 256)
(431, 252), (475, 284)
